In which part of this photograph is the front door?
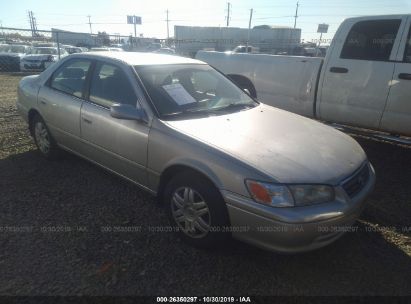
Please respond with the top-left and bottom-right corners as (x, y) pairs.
(80, 61), (150, 186)
(319, 17), (405, 130)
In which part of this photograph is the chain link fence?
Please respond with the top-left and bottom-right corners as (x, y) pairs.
(0, 26), (322, 74)
(0, 27), (167, 73)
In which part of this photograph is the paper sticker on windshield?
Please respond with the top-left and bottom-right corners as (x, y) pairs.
(162, 83), (196, 105)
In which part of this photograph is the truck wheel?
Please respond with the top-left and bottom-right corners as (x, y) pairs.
(32, 114), (60, 160)
(164, 171), (230, 248)
(228, 75), (257, 99)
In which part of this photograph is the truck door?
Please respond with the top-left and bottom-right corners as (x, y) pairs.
(380, 18), (411, 137)
(318, 17), (406, 130)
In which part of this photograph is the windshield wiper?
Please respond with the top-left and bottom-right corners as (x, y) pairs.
(161, 103), (256, 119)
(161, 108), (213, 119)
(209, 102), (256, 112)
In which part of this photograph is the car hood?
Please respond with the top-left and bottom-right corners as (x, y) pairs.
(164, 104), (366, 184)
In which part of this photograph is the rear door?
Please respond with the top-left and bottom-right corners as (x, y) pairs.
(38, 58), (92, 150)
(319, 17), (406, 130)
(379, 17), (411, 137)
(80, 60), (150, 186)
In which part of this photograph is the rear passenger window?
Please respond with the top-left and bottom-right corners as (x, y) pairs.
(340, 19), (401, 61)
(404, 25), (411, 63)
(50, 60), (91, 98)
(89, 63), (137, 108)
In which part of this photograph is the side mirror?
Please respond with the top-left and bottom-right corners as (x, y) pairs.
(110, 103), (147, 122)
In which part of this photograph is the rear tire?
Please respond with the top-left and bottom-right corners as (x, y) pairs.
(164, 171), (230, 249)
(32, 114), (60, 160)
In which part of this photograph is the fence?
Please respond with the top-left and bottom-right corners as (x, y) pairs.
(0, 27), (166, 73)
(0, 26), (323, 73)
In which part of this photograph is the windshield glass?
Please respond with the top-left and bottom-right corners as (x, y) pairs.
(0, 45), (27, 53)
(135, 64), (257, 118)
(30, 48), (57, 55)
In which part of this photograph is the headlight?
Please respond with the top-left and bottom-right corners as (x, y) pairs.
(245, 180), (334, 208)
(245, 180), (294, 207)
(288, 184), (335, 206)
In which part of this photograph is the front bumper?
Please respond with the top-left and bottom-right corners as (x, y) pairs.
(222, 162), (376, 253)
(20, 61), (50, 71)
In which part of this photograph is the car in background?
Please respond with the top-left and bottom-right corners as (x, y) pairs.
(16, 52), (375, 253)
(90, 47), (123, 52)
(65, 46), (86, 54)
(153, 47), (176, 55)
(90, 47), (110, 52)
(20, 47), (68, 72)
(230, 45), (259, 54)
(0, 44), (31, 72)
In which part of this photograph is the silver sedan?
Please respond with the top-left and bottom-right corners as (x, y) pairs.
(17, 52), (375, 253)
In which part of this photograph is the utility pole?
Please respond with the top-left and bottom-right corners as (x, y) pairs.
(28, 11), (37, 37)
(87, 15), (92, 34)
(226, 2), (231, 27)
(134, 15), (137, 38)
(28, 11), (33, 37)
(246, 9), (253, 53)
(166, 9), (170, 45)
(293, 1), (299, 29)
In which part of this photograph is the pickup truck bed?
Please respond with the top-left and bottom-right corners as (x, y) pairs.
(196, 51), (323, 118)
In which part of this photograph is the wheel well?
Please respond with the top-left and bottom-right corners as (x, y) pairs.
(157, 165), (220, 203)
(227, 74), (257, 99)
(28, 109), (40, 136)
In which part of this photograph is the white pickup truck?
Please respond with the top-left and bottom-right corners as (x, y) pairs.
(196, 15), (411, 142)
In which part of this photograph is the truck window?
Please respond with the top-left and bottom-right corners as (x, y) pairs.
(340, 19), (401, 61)
(404, 25), (411, 63)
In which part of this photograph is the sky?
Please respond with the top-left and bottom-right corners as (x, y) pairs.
(1, 0), (411, 43)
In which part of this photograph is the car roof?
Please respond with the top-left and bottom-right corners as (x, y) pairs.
(345, 14), (411, 22)
(73, 51), (205, 66)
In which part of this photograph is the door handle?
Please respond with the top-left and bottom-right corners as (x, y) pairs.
(39, 98), (47, 105)
(330, 67), (349, 73)
(398, 73), (411, 80)
(82, 117), (92, 124)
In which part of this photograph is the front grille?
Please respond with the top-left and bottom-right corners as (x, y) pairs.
(342, 164), (370, 198)
(24, 59), (40, 63)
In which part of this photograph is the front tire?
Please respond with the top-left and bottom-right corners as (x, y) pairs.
(164, 171), (230, 249)
(32, 115), (60, 159)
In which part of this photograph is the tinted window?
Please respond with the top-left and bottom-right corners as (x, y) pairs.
(89, 63), (137, 108)
(404, 25), (411, 63)
(341, 20), (401, 61)
(50, 60), (91, 98)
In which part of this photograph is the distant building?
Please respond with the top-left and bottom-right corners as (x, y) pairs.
(174, 25), (301, 57)
(51, 28), (95, 47)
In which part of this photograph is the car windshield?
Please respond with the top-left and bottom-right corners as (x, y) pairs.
(135, 64), (258, 119)
(0, 45), (27, 53)
(30, 48), (57, 55)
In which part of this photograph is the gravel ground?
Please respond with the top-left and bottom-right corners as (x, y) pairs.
(0, 74), (410, 296)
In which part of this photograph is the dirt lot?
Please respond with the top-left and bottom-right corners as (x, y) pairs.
(0, 74), (410, 296)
